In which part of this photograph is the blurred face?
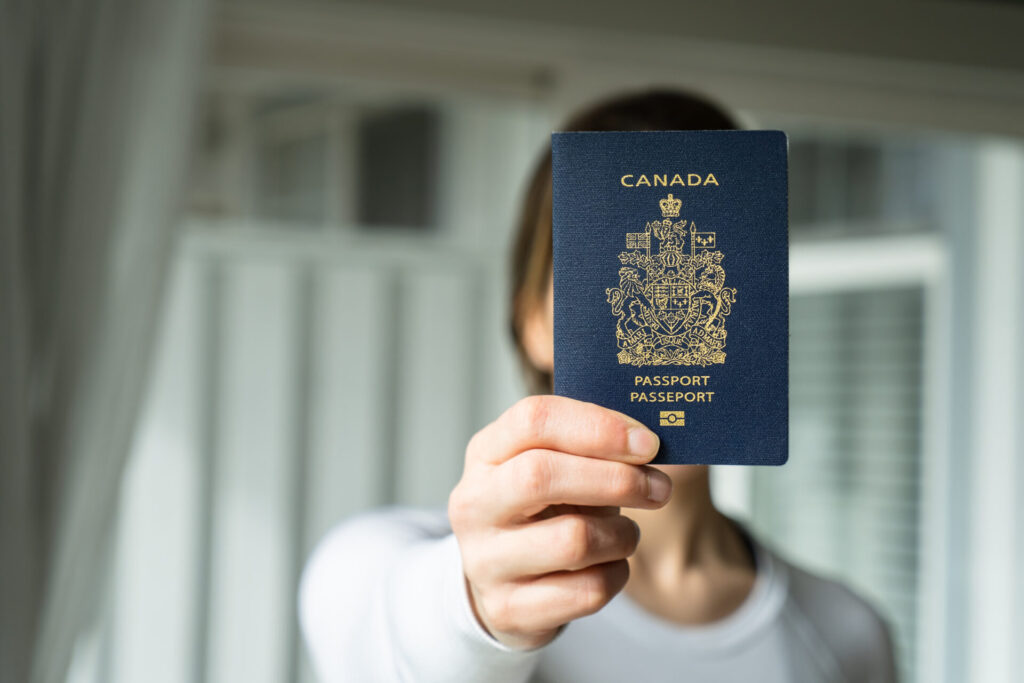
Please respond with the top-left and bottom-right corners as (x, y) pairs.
(521, 270), (708, 484)
(521, 272), (554, 373)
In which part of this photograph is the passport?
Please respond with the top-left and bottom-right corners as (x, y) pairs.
(551, 130), (788, 465)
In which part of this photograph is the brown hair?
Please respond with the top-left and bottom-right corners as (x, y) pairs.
(509, 88), (740, 394)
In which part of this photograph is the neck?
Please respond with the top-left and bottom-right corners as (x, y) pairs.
(627, 466), (753, 591)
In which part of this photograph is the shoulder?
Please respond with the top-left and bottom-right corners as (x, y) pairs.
(301, 504), (451, 585)
(767, 546), (898, 682)
(298, 505), (452, 638)
(315, 504), (452, 551)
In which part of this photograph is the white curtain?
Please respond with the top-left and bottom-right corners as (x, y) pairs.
(0, 1), (208, 682)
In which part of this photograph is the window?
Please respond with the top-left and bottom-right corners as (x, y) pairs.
(787, 133), (947, 234)
(752, 287), (925, 682)
(355, 104), (441, 230)
(728, 123), (963, 683)
(190, 92), (448, 231)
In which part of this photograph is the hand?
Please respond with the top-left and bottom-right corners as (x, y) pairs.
(447, 395), (671, 650)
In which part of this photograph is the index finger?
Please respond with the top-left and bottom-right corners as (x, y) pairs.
(473, 395), (660, 466)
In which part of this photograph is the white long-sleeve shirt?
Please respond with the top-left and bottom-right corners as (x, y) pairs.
(299, 505), (898, 683)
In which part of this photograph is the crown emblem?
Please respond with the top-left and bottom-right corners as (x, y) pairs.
(659, 193), (681, 218)
(605, 196), (737, 366)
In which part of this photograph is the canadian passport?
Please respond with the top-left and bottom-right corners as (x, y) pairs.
(552, 130), (788, 465)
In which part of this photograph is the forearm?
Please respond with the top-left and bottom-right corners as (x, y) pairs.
(300, 509), (544, 683)
(384, 533), (543, 682)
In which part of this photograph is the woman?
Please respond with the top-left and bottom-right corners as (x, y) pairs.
(299, 89), (898, 682)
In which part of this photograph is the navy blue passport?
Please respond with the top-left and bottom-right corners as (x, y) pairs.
(552, 130), (788, 465)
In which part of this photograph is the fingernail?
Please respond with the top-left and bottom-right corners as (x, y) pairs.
(627, 426), (659, 457)
(646, 470), (671, 503)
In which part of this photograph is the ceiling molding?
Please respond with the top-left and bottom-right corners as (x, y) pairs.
(211, 1), (1024, 137)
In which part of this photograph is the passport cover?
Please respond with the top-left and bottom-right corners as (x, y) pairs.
(552, 130), (788, 465)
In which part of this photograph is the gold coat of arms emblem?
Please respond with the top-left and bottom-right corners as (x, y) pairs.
(606, 194), (737, 366)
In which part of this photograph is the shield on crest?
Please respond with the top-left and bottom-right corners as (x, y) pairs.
(649, 276), (693, 335)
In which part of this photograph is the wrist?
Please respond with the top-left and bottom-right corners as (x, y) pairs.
(464, 574), (562, 651)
